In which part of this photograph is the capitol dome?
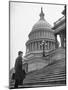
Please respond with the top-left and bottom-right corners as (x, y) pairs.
(26, 7), (55, 55)
(31, 7), (52, 32)
(32, 20), (52, 31)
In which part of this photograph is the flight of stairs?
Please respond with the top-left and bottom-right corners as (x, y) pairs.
(10, 58), (66, 88)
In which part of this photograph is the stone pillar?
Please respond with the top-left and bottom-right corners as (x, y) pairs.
(64, 38), (66, 48)
(29, 44), (31, 51)
(48, 41), (49, 50)
(54, 42), (55, 49)
(60, 33), (64, 48)
(52, 42), (54, 50)
(36, 42), (38, 50)
(35, 42), (37, 50)
(55, 34), (59, 48)
(33, 42), (34, 51)
(30, 43), (31, 51)
(49, 41), (50, 49)
(46, 41), (48, 50)
(40, 41), (42, 50)
(51, 42), (52, 50)
(45, 41), (47, 50)
(34, 42), (36, 50)
(26, 46), (28, 53)
(34, 42), (35, 51)
(31, 43), (32, 51)
(32, 42), (33, 51)
(37, 42), (38, 50)
(38, 41), (40, 50)
(52, 42), (53, 49)
(50, 41), (52, 49)
(28, 44), (29, 52)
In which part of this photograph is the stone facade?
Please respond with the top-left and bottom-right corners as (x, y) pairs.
(53, 6), (66, 48)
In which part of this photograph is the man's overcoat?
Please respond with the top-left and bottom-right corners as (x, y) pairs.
(15, 56), (26, 84)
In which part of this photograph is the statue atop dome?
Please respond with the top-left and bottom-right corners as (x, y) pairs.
(39, 7), (45, 20)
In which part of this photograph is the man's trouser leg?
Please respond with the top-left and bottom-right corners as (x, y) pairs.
(14, 79), (18, 88)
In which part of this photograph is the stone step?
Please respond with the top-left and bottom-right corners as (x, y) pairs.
(26, 61), (65, 77)
(10, 73), (65, 87)
(24, 74), (65, 81)
(10, 80), (66, 89)
(25, 71), (65, 79)
(24, 75), (65, 83)
(10, 77), (65, 88)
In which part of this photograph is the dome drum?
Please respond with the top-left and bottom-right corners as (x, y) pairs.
(26, 39), (55, 55)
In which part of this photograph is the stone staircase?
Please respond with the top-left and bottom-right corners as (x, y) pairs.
(10, 58), (66, 88)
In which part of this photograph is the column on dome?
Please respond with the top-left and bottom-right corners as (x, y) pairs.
(37, 41), (38, 50)
(32, 42), (33, 51)
(31, 43), (32, 51)
(36, 42), (38, 50)
(48, 41), (49, 50)
(52, 42), (53, 49)
(29, 43), (31, 51)
(46, 41), (48, 50)
(50, 42), (52, 50)
(52, 42), (55, 50)
(29, 44), (30, 51)
(52, 42), (54, 49)
(40, 41), (42, 50)
(38, 41), (40, 50)
(33, 42), (34, 51)
(51, 42), (53, 49)
(54, 42), (55, 49)
(29, 43), (30, 51)
(31, 43), (33, 51)
(49, 41), (50, 49)
(49, 41), (51, 49)
(50, 41), (51, 49)
(52, 42), (54, 50)
(34, 42), (36, 50)
(45, 41), (46, 50)
(35, 41), (37, 51)
(33, 42), (35, 51)
(26, 46), (27, 53)
(28, 44), (29, 52)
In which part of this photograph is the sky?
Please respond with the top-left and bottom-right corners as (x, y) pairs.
(10, 2), (64, 69)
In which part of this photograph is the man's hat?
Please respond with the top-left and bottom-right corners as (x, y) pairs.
(18, 51), (23, 55)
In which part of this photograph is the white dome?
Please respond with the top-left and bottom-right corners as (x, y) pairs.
(32, 19), (52, 31)
(31, 7), (52, 32)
